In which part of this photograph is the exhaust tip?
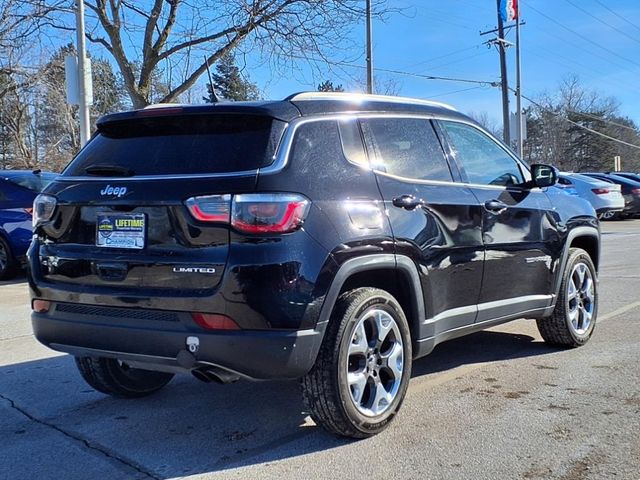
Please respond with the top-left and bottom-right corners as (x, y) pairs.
(192, 367), (240, 384)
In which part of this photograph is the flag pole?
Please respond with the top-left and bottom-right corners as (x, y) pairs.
(515, 2), (524, 157)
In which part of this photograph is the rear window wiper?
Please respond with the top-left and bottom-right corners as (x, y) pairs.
(84, 165), (134, 177)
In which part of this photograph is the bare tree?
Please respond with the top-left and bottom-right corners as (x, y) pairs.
(523, 75), (640, 171)
(467, 111), (502, 139)
(79, 0), (389, 108)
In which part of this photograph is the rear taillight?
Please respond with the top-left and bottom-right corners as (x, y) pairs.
(632, 188), (640, 196)
(191, 313), (240, 330)
(591, 188), (610, 195)
(33, 194), (57, 227)
(231, 193), (309, 233)
(185, 193), (310, 234)
(24, 207), (33, 216)
(185, 194), (231, 222)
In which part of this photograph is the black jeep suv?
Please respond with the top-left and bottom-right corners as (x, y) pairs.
(29, 92), (600, 438)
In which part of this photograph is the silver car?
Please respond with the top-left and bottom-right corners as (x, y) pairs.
(559, 173), (624, 219)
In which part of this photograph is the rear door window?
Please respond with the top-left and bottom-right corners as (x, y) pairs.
(63, 115), (284, 176)
(360, 117), (453, 182)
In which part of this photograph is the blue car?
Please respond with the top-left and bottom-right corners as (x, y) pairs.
(0, 170), (57, 279)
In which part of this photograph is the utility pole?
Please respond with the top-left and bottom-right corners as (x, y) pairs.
(366, 0), (373, 94)
(515, 6), (523, 157)
(75, 0), (90, 147)
(496, 0), (511, 146)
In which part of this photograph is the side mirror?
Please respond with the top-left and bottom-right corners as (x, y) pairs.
(531, 164), (558, 188)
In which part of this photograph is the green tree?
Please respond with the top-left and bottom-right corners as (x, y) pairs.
(522, 76), (640, 171)
(204, 51), (260, 102)
(317, 80), (344, 92)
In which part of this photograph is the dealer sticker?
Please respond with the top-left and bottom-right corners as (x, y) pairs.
(96, 213), (146, 249)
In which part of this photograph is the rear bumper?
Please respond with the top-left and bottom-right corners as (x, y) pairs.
(622, 195), (640, 214)
(32, 304), (326, 380)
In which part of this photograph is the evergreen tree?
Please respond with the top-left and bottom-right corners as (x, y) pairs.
(204, 52), (260, 102)
(317, 80), (344, 92)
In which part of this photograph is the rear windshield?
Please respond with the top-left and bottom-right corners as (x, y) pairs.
(63, 114), (283, 176)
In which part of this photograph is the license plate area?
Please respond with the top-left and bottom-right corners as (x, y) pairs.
(96, 213), (146, 250)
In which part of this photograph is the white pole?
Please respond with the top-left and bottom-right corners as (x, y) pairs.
(515, 11), (523, 157)
(76, 0), (90, 147)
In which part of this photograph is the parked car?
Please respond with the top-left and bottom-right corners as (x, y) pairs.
(0, 170), (57, 279)
(581, 172), (640, 218)
(606, 171), (640, 184)
(557, 173), (624, 219)
(29, 93), (600, 438)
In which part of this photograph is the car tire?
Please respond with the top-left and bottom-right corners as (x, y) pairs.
(0, 236), (16, 280)
(75, 356), (174, 398)
(536, 248), (597, 347)
(301, 287), (412, 438)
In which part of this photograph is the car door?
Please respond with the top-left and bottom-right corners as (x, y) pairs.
(438, 120), (557, 322)
(359, 115), (485, 337)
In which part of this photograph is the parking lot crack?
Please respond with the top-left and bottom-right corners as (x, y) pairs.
(0, 392), (164, 480)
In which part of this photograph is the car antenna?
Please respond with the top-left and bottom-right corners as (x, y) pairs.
(205, 55), (219, 103)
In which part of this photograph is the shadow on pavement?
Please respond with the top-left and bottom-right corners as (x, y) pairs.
(0, 274), (27, 287)
(0, 328), (557, 479)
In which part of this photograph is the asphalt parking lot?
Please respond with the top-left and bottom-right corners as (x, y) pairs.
(1, 220), (639, 480)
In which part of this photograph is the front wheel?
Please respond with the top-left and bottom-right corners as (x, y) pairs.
(75, 356), (174, 398)
(301, 287), (412, 438)
(536, 248), (597, 347)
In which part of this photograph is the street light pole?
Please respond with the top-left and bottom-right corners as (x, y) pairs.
(515, 9), (524, 157)
(75, 0), (90, 147)
(366, 0), (373, 94)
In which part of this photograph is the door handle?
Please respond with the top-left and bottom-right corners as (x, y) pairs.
(484, 199), (508, 214)
(392, 195), (424, 211)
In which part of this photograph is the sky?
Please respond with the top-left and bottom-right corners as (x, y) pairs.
(246, 0), (640, 127)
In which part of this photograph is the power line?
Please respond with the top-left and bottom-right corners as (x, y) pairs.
(283, 53), (500, 87)
(563, 0), (640, 45)
(428, 86), (488, 98)
(593, 0), (640, 36)
(564, 110), (638, 133)
(418, 49), (491, 74)
(519, 92), (640, 151)
(522, 0), (640, 70)
(526, 20), (636, 74)
(407, 44), (482, 70)
(525, 48), (639, 93)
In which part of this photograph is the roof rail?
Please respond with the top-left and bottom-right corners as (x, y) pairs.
(142, 103), (188, 110)
(285, 91), (457, 111)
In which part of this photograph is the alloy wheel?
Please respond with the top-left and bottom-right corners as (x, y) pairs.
(346, 308), (404, 417)
(567, 262), (595, 335)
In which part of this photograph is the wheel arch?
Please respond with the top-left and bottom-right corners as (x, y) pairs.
(553, 226), (600, 299)
(316, 254), (425, 350)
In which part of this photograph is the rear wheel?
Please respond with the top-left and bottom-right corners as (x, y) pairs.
(536, 248), (597, 347)
(301, 287), (412, 438)
(75, 356), (174, 398)
(0, 237), (16, 280)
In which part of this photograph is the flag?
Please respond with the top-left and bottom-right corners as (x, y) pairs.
(500, 0), (519, 22)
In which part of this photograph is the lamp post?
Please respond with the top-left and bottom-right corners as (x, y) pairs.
(75, 0), (90, 147)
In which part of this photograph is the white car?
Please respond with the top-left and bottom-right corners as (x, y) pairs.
(559, 173), (624, 219)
